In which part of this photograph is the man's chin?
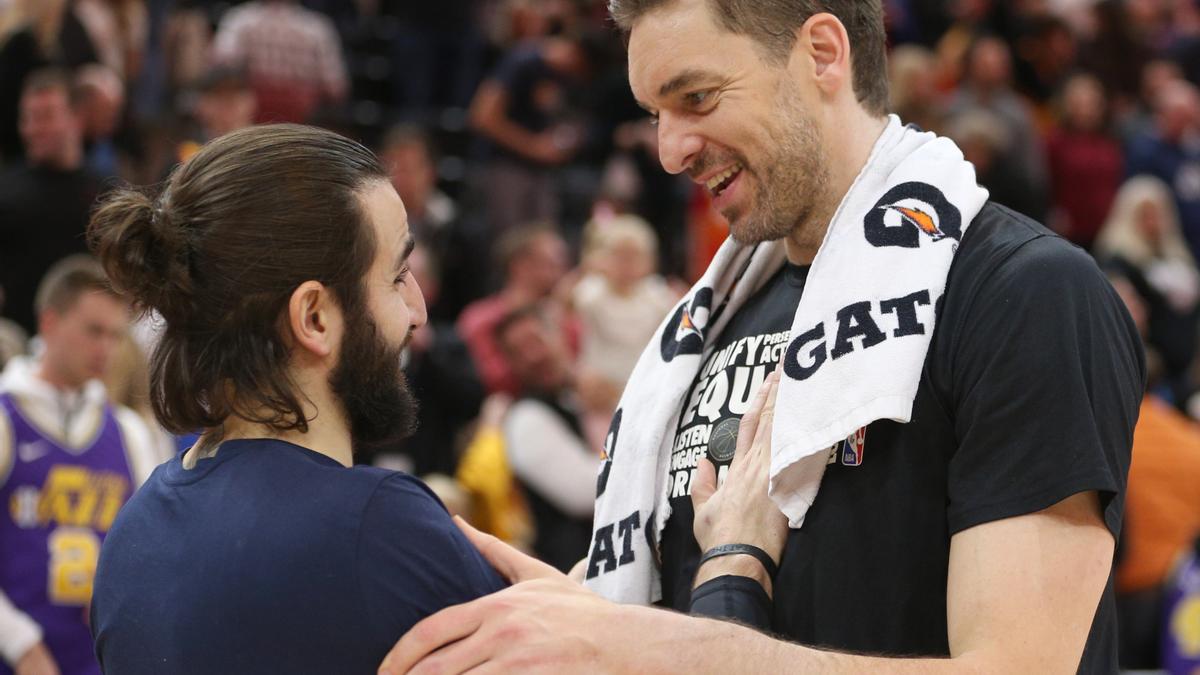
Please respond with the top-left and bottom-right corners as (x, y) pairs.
(728, 220), (785, 246)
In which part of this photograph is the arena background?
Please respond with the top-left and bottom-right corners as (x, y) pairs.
(1, 0), (1200, 671)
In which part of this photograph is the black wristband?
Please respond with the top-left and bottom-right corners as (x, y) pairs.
(698, 543), (779, 579)
(690, 575), (772, 628)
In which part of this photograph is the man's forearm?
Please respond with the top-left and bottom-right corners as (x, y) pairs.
(631, 608), (975, 675)
(472, 113), (547, 163)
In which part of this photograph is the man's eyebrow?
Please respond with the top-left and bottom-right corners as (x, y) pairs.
(658, 69), (720, 98)
(396, 236), (415, 269)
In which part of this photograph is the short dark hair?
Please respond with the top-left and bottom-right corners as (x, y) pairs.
(89, 124), (388, 435)
(493, 304), (548, 350)
(380, 123), (436, 160)
(609, 0), (889, 116)
(22, 67), (84, 107)
(35, 255), (120, 316)
(194, 66), (251, 95)
(494, 222), (560, 275)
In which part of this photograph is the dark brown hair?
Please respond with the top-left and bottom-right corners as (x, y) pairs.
(380, 123), (436, 160)
(494, 221), (560, 275)
(89, 124), (387, 434)
(609, 0), (889, 116)
(492, 304), (549, 349)
(34, 254), (120, 316)
(22, 67), (84, 107)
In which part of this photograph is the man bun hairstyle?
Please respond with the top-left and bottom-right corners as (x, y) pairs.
(90, 189), (193, 325)
(609, 0), (889, 116)
(89, 123), (388, 434)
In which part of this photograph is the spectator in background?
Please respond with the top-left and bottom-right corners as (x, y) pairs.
(158, 67), (258, 181)
(1011, 14), (1078, 106)
(0, 256), (163, 675)
(1080, 0), (1156, 112)
(454, 393), (535, 550)
(0, 0), (97, 163)
(1160, 538), (1200, 673)
(1167, 0), (1200, 86)
(495, 305), (596, 573)
(76, 62), (126, 180)
(74, 0), (147, 81)
(0, 68), (101, 335)
(176, 67), (256, 165)
(379, 124), (482, 321)
(571, 215), (679, 435)
(948, 34), (1048, 219)
(390, 2), (485, 113)
(888, 44), (946, 134)
(1096, 176), (1200, 394)
(387, 244), (484, 477)
(1120, 58), (1184, 141)
(469, 32), (593, 232)
(0, 282), (26, 370)
(1106, 272), (1200, 671)
(210, 0), (348, 124)
(0, 310), (25, 369)
(457, 222), (574, 396)
(1126, 79), (1200, 258)
(947, 107), (1045, 219)
(1046, 73), (1122, 250)
(163, 2), (214, 97)
(932, 0), (996, 91)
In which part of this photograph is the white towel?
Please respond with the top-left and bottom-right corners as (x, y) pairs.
(584, 116), (989, 605)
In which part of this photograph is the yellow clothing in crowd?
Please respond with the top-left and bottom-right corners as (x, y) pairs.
(455, 427), (533, 550)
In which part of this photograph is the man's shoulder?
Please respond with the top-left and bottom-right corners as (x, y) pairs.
(357, 469), (446, 517)
(952, 202), (1099, 293)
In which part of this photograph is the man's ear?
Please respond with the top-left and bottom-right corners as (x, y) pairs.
(793, 12), (852, 100)
(285, 281), (340, 360)
(38, 308), (60, 341)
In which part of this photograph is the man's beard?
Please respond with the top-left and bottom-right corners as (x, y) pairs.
(712, 83), (832, 246)
(328, 313), (417, 457)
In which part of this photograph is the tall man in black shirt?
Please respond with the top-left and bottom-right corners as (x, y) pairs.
(381, 1), (1143, 673)
(0, 68), (100, 335)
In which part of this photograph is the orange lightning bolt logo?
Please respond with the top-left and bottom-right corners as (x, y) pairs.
(880, 204), (948, 241)
(676, 308), (701, 341)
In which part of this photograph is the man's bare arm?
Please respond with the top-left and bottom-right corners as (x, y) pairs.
(379, 491), (1113, 674)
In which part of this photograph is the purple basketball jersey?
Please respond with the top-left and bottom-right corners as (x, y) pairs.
(1164, 549), (1200, 674)
(0, 393), (133, 675)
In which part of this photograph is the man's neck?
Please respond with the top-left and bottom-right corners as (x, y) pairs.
(36, 148), (84, 173)
(784, 113), (890, 265)
(190, 383), (355, 469)
(36, 359), (83, 394)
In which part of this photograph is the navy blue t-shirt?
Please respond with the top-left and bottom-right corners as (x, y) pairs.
(90, 439), (506, 674)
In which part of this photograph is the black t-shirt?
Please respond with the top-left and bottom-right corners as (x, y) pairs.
(0, 164), (101, 333)
(0, 19), (99, 163)
(477, 44), (571, 165)
(659, 203), (1144, 673)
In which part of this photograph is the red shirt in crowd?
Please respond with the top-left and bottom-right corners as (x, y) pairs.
(1046, 129), (1123, 249)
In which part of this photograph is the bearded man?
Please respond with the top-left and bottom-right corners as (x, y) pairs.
(86, 124), (505, 674)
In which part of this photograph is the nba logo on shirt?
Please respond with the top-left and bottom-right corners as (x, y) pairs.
(840, 427), (867, 466)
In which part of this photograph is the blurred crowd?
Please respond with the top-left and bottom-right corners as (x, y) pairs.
(5, 0), (1200, 670)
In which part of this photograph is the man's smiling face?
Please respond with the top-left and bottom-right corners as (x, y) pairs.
(627, 0), (832, 244)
